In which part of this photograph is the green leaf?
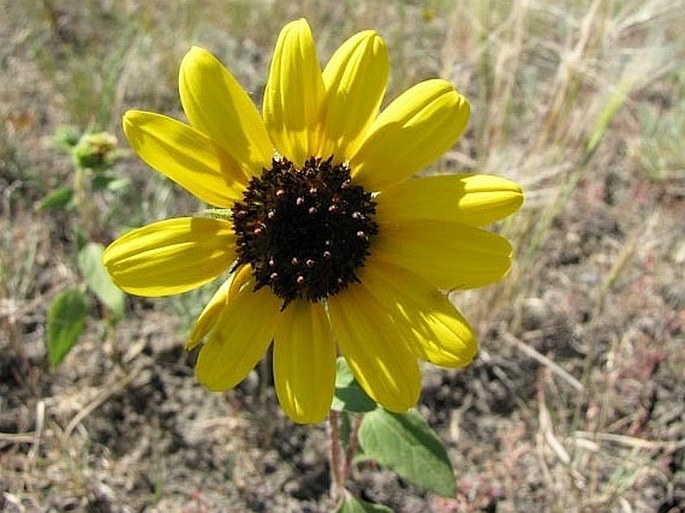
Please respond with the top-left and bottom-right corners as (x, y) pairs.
(78, 242), (125, 319)
(359, 408), (456, 497)
(52, 125), (81, 152)
(47, 288), (89, 368)
(332, 357), (377, 413)
(90, 173), (129, 193)
(336, 493), (393, 513)
(37, 186), (74, 210)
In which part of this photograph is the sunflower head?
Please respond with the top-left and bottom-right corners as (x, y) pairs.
(103, 19), (523, 424)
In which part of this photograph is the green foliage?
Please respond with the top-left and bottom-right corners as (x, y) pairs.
(336, 493), (393, 513)
(72, 131), (120, 171)
(331, 357), (456, 506)
(37, 185), (74, 211)
(331, 361), (455, 506)
(46, 287), (89, 368)
(90, 173), (129, 193)
(358, 408), (456, 497)
(41, 126), (129, 369)
(585, 75), (634, 162)
(52, 125), (81, 152)
(78, 242), (126, 319)
(332, 357), (377, 413)
(40, 128), (126, 213)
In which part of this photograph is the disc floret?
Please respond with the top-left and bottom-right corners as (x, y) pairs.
(232, 156), (378, 308)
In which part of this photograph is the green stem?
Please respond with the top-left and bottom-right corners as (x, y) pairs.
(73, 165), (95, 239)
(328, 410), (345, 501)
(343, 413), (362, 481)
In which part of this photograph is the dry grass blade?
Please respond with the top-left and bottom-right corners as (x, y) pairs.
(574, 432), (685, 451)
(501, 331), (584, 393)
(62, 369), (139, 441)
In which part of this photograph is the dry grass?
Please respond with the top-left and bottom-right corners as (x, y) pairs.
(1, 1), (684, 512)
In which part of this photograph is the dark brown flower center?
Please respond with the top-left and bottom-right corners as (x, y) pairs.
(232, 156), (378, 309)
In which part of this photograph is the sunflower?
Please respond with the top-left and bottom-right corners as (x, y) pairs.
(103, 19), (523, 423)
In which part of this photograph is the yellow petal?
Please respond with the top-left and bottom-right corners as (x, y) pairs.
(179, 46), (273, 177)
(187, 264), (254, 350)
(328, 284), (420, 412)
(377, 173), (523, 227)
(102, 217), (235, 296)
(361, 260), (477, 367)
(350, 79), (470, 191)
(123, 111), (246, 207)
(195, 284), (281, 391)
(373, 220), (512, 290)
(319, 30), (388, 162)
(273, 301), (336, 424)
(187, 279), (231, 351)
(263, 19), (325, 167)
